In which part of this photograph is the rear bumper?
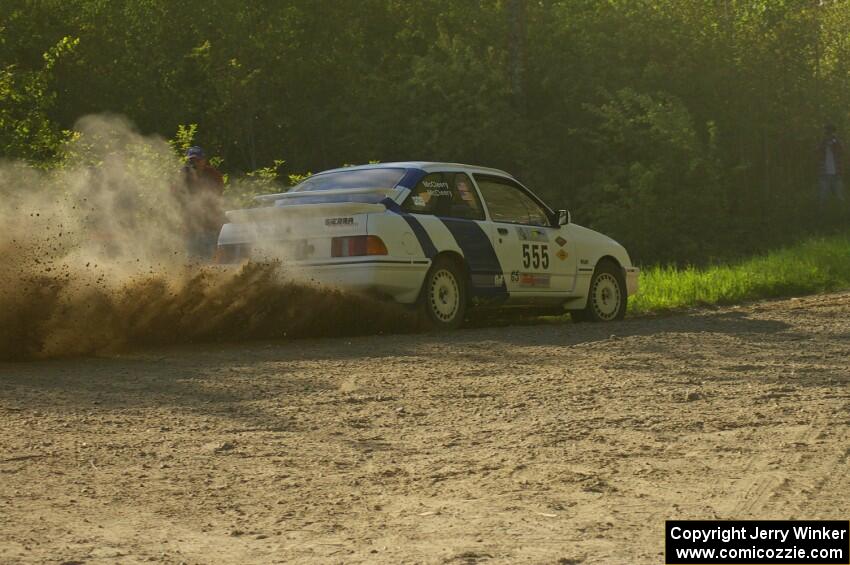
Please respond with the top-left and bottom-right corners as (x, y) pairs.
(216, 253), (430, 304)
(296, 259), (429, 303)
(624, 267), (640, 296)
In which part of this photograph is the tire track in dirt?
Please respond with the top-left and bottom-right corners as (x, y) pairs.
(717, 418), (828, 518)
(712, 295), (850, 520)
(1, 291), (850, 564)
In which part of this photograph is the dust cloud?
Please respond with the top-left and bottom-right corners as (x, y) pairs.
(0, 115), (413, 361)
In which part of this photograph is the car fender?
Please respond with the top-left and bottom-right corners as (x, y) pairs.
(566, 223), (637, 308)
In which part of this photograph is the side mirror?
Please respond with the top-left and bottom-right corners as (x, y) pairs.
(558, 209), (570, 226)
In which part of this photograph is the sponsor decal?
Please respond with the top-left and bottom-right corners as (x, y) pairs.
(519, 273), (551, 288)
(325, 217), (355, 226)
(555, 235), (567, 247)
(516, 227), (549, 242)
(580, 258), (589, 265)
(556, 248), (568, 261)
(422, 180), (452, 198)
(494, 273), (505, 286)
(412, 195), (426, 207)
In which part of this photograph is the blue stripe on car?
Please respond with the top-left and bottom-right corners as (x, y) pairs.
(386, 169), (507, 299)
(380, 197), (437, 259)
(403, 217), (438, 259)
(438, 218), (508, 299)
(397, 168), (428, 189)
(381, 197), (403, 214)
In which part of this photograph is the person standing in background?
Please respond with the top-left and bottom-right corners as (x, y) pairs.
(173, 146), (225, 260)
(817, 124), (845, 211)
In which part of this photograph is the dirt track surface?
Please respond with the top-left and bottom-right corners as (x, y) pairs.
(2, 292), (849, 564)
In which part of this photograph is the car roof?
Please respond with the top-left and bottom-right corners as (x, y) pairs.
(314, 161), (513, 178)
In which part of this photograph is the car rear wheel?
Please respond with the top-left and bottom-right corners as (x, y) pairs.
(419, 257), (467, 330)
(571, 260), (627, 323)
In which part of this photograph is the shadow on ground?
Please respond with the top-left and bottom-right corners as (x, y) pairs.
(0, 308), (800, 420)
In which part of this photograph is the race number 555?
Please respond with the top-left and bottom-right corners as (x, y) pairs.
(522, 243), (549, 269)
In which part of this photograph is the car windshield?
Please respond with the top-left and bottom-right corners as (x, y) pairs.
(272, 168), (407, 206)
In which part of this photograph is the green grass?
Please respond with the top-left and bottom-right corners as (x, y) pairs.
(628, 234), (850, 314)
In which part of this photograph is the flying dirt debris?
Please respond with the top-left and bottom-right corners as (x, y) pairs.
(0, 116), (414, 361)
(0, 259), (416, 362)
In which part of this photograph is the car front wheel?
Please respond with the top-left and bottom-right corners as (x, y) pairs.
(572, 260), (627, 322)
(419, 257), (467, 330)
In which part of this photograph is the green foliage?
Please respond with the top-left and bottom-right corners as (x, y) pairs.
(169, 124), (198, 157)
(225, 159), (287, 208)
(630, 234), (850, 314)
(577, 89), (729, 262)
(3, 1), (850, 264)
(0, 33), (78, 162)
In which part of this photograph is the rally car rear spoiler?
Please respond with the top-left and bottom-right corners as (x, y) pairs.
(226, 187), (410, 223)
(227, 187), (409, 223)
(253, 186), (404, 203)
(226, 201), (387, 222)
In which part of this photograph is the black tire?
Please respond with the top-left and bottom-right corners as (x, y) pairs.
(419, 256), (467, 330)
(572, 260), (627, 322)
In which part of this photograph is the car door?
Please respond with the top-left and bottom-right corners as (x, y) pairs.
(401, 171), (511, 300)
(472, 174), (577, 296)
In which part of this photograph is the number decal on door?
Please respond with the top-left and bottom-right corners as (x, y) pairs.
(521, 243), (549, 270)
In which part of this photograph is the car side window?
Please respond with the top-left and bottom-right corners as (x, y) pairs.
(473, 175), (550, 226)
(403, 172), (485, 220)
(445, 172), (485, 220)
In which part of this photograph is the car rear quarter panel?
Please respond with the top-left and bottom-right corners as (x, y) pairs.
(367, 212), (464, 262)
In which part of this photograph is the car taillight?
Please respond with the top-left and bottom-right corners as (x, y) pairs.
(331, 235), (388, 257)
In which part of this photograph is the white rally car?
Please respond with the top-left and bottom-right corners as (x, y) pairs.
(217, 162), (639, 328)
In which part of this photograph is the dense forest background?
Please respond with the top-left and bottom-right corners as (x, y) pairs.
(2, 0), (849, 264)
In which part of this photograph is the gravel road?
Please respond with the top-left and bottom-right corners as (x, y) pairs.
(2, 292), (849, 564)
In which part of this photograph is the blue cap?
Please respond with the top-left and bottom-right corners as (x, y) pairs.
(186, 146), (205, 159)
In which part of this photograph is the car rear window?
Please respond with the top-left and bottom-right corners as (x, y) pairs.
(289, 168), (407, 192)
(272, 168), (407, 206)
